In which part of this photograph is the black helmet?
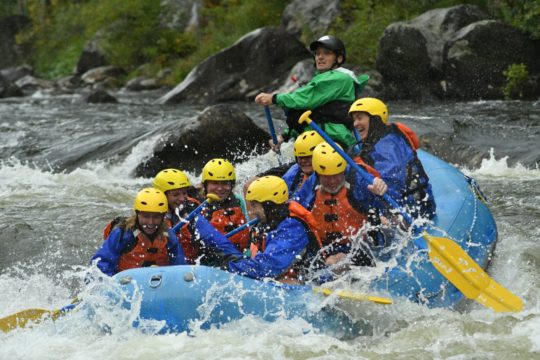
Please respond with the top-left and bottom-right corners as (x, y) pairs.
(309, 35), (346, 64)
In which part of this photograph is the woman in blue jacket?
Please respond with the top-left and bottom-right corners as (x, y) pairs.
(191, 176), (324, 283)
(91, 188), (185, 276)
(349, 98), (436, 220)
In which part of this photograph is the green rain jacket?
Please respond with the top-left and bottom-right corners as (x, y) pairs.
(274, 68), (368, 148)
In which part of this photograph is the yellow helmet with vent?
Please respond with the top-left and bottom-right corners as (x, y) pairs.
(246, 176), (288, 204)
(312, 142), (346, 175)
(133, 188), (168, 213)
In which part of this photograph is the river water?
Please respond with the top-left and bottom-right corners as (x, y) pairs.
(0, 91), (539, 359)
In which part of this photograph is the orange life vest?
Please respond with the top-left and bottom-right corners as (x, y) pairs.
(394, 122), (420, 150)
(311, 184), (368, 246)
(203, 197), (250, 252)
(117, 230), (170, 272)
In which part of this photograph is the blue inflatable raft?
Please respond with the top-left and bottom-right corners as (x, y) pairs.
(111, 150), (497, 334)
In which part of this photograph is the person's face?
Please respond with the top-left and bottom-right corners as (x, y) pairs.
(137, 211), (164, 236)
(165, 188), (189, 209)
(319, 173), (346, 194)
(352, 112), (371, 141)
(314, 47), (340, 72)
(206, 180), (232, 201)
(246, 200), (266, 223)
(297, 155), (313, 175)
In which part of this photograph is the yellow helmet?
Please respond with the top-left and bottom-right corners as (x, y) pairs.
(201, 158), (236, 182)
(293, 131), (325, 157)
(348, 97), (388, 124)
(246, 176), (288, 204)
(312, 142), (346, 175)
(133, 188), (168, 213)
(153, 168), (190, 192)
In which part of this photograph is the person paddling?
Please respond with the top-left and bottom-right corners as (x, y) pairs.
(191, 176), (325, 283)
(153, 168), (201, 263)
(349, 98), (436, 220)
(91, 188), (185, 276)
(255, 35), (367, 151)
(197, 158), (250, 264)
(293, 142), (389, 269)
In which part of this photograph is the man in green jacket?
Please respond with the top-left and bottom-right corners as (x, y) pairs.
(255, 35), (368, 151)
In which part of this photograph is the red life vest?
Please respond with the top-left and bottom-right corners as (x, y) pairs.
(117, 230), (170, 272)
(203, 197), (250, 252)
(311, 184), (368, 246)
(164, 197), (201, 264)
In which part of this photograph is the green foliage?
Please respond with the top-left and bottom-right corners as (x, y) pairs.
(492, 0), (540, 39)
(18, 0), (287, 81)
(333, 0), (491, 68)
(503, 63), (529, 99)
(163, 0), (288, 84)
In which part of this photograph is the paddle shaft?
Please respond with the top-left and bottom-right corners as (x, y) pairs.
(225, 218), (259, 238)
(264, 106), (279, 146)
(170, 199), (209, 234)
(264, 106), (283, 165)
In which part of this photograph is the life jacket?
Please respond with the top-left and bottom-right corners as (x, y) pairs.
(394, 122), (420, 150)
(202, 196), (250, 251)
(117, 229), (170, 272)
(311, 184), (369, 248)
(163, 197), (201, 264)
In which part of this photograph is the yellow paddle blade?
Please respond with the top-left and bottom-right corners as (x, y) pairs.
(313, 287), (392, 305)
(423, 233), (524, 312)
(0, 308), (60, 333)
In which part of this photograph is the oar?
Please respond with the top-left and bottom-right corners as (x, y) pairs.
(264, 105), (283, 165)
(423, 233), (523, 312)
(313, 287), (392, 305)
(225, 218), (259, 238)
(170, 193), (220, 235)
(0, 301), (77, 333)
(299, 110), (524, 313)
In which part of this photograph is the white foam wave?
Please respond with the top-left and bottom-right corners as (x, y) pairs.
(462, 148), (540, 180)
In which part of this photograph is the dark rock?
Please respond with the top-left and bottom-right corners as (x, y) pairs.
(443, 20), (540, 99)
(0, 15), (31, 70)
(282, 0), (342, 37)
(157, 27), (311, 104)
(135, 104), (270, 177)
(376, 4), (489, 100)
(0, 64), (33, 83)
(83, 89), (118, 103)
(0, 74), (24, 98)
(75, 40), (108, 75)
